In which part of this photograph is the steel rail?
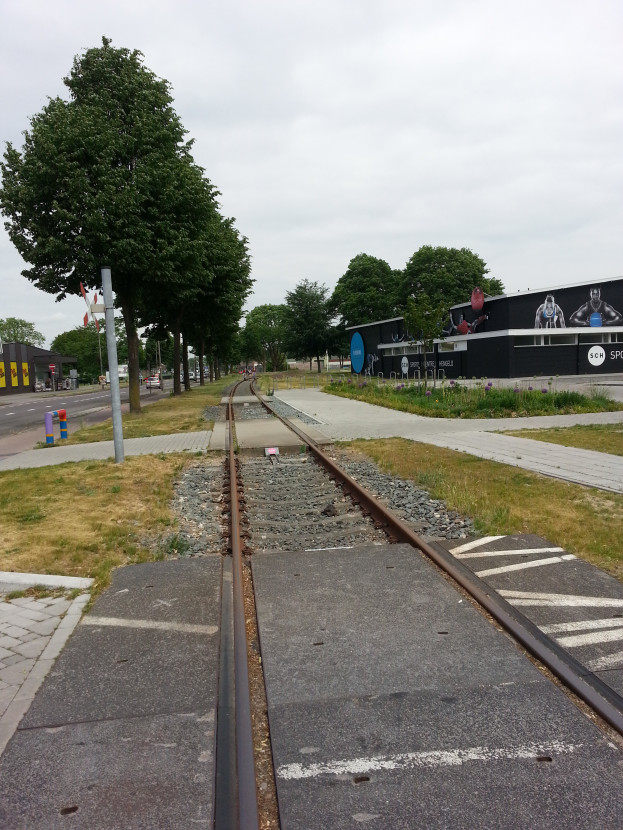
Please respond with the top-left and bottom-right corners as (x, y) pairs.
(227, 382), (260, 830)
(251, 381), (623, 739)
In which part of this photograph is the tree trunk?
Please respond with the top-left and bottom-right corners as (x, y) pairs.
(121, 304), (141, 413)
(316, 355), (322, 373)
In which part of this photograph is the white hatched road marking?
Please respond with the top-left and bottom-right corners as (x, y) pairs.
(455, 547), (564, 560)
(277, 741), (586, 780)
(556, 628), (623, 648)
(453, 538), (623, 666)
(82, 616), (217, 635)
(540, 618), (623, 634)
(449, 536), (506, 554)
(500, 591), (623, 608)
(587, 651), (623, 671)
(476, 554), (576, 577)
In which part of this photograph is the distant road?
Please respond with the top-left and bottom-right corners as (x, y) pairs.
(0, 385), (169, 438)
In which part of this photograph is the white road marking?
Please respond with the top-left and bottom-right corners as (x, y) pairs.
(277, 740), (585, 780)
(5, 413), (15, 416)
(449, 536), (506, 554)
(26, 408), (35, 412)
(455, 547), (564, 560)
(82, 616), (217, 635)
(500, 591), (623, 608)
(476, 554), (576, 577)
(540, 618), (623, 634)
(587, 651), (623, 671)
(305, 546), (353, 551)
(556, 628), (623, 648)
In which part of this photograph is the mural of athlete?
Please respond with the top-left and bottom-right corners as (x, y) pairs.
(569, 287), (623, 327)
(534, 294), (565, 328)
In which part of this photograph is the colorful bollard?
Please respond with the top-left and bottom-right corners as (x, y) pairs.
(44, 412), (54, 444)
(44, 409), (68, 444)
(54, 409), (68, 440)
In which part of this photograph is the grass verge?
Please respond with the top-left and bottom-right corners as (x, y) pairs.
(502, 423), (623, 456)
(346, 438), (623, 582)
(323, 377), (622, 418)
(45, 375), (234, 445)
(0, 453), (194, 599)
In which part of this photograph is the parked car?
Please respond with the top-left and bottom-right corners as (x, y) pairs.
(146, 375), (162, 389)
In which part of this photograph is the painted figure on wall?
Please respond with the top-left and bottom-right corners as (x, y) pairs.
(569, 287), (623, 327)
(534, 294), (566, 328)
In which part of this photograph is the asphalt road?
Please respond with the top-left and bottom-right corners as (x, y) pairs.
(0, 384), (170, 438)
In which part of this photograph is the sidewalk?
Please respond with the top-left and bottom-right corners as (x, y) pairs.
(0, 431), (212, 471)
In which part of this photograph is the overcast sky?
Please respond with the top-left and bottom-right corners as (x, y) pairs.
(1, 0), (622, 346)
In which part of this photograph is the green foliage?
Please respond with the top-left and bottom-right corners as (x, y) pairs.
(51, 322), (105, 379)
(242, 305), (288, 371)
(0, 317), (45, 347)
(403, 294), (449, 352)
(329, 254), (400, 327)
(399, 246), (504, 309)
(0, 37), (246, 410)
(284, 279), (332, 370)
(325, 377), (621, 419)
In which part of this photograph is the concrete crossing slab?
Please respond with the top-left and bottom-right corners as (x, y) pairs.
(0, 558), (222, 830)
(252, 544), (623, 829)
(440, 533), (623, 696)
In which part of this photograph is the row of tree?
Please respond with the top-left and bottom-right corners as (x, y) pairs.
(0, 38), (252, 411)
(239, 248), (505, 372)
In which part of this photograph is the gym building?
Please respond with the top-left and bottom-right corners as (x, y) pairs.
(348, 276), (623, 379)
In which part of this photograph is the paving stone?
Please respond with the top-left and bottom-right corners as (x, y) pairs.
(5, 607), (47, 623)
(0, 659), (35, 686)
(3, 627), (29, 639)
(24, 619), (59, 637)
(12, 639), (49, 660)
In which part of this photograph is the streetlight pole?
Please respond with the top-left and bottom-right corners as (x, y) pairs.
(101, 266), (124, 463)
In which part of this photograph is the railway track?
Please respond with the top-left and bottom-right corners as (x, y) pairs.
(215, 379), (623, 829)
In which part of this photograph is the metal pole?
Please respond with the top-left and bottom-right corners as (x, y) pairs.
(101, 266), (124, 463)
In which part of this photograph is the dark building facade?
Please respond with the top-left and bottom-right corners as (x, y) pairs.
(348, 276), (623, 379)
(0, 343), (77, 396)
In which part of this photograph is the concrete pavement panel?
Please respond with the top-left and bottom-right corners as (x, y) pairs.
(252, 544), (623, 829)
(0, 558), (221, 829)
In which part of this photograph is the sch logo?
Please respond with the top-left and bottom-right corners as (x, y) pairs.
(588, 345), (606, 367)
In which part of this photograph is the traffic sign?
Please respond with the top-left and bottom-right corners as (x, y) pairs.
(49, 364), (56, 374)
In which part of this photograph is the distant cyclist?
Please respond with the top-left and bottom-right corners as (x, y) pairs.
(569, 287), (623, 327)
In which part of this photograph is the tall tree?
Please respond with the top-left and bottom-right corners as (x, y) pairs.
(0, 317), (45, 347)
(0, 37), (199, 412)
(329, 254), (400, 327)
(399, 246), (504, 309)
(284, 279), (332, 372)
(51, 322), (105, 379)
(243, 305), (287, 371)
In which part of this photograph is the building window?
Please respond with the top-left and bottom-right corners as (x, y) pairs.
(544, 334), (576, 345)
